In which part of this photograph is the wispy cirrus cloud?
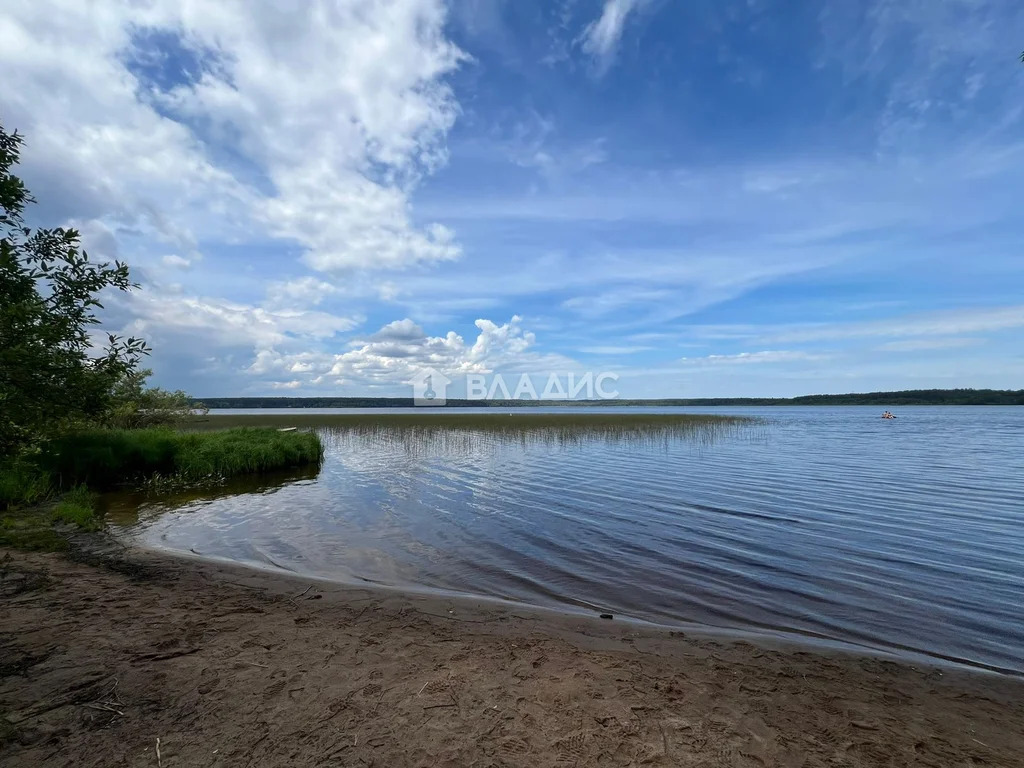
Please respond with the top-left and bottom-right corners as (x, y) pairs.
(680, 350), (827, 367)
(768, 305), (1024, 344)
(580, 0), (645, 74)
(876, 337), (982, 353)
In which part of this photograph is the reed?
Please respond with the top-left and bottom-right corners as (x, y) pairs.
(188, 412), (753, 431)
(187, 412), (752, 449)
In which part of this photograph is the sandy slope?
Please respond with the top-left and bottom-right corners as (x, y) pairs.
(2, 544), (1022, 767)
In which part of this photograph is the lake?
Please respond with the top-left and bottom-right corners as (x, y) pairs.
(110, 406), (1024, 674)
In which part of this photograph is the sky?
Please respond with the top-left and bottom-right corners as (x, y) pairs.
(2, 0), (1023, 398)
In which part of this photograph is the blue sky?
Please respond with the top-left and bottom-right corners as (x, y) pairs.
(2, 0), (1023, 397)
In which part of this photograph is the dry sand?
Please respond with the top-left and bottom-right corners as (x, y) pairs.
(2, 542), (1023, 767)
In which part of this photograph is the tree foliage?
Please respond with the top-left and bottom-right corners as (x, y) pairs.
(0, 123), (150, 456)
(105, 368), (205, 429)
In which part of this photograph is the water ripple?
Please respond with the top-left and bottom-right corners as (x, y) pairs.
(120, 406), (1024, 675)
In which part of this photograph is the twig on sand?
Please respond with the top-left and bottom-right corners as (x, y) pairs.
(417, 681), (430, 695)
(156, 737), (162, 767)
(84, 702), (125, 716)
(371, 688), (387, 714)
(423, 703), (457, 710)
(418, 611), (488, 624)
(353, 605), (371, 623)
(296, 585), (313, 599)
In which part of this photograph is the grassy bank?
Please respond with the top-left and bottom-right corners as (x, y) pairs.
(40, 427), (323, 491)
(0, 427), (323, 548)
(0, 486), (100, 551)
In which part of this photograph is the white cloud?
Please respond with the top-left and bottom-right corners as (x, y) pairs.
(580, 0), (643, 74)
(239, 315), (574, 392)
(266, 277), (339, 308)
(817, 0), (1024, 152)
(579, 345), (652, 355)
(123, 292), (362, 352)
(681, 350), (826, 366)
(0, 0), (465, 274)
(876, 337), (981, 352)
(162, 254), (193, 269)
(770, 305), (1024, 344)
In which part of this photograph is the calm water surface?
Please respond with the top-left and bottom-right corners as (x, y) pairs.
(111, 407), (1024, 674)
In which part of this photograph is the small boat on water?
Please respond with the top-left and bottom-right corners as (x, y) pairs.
(278, 427), (298, 432)
(881, 411), (896, 419)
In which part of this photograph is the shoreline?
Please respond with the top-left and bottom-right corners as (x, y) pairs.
(137, 541), (1021, 680)
(3, 540), (1024, 766)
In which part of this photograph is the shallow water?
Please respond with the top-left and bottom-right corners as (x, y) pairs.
(111, 406), (1024, 674)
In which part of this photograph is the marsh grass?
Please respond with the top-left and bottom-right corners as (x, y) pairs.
(42, 427), (324, 490)
(192, 413), (756, 454)
(190, 412), (752, 431)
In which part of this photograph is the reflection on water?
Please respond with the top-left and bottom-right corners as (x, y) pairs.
(102, 465), (321, 527)
(316, 414), (754, 457)
(115, 408), (1024, 675)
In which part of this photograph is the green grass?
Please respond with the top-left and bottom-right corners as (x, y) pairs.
(40, 427), (323, 490)
(51, 486), (101, 531)
(0, 458), (52, 508)
(0, 428), (322, 550)
(0, 510), (68, 551)
(0, 486), (100, 551)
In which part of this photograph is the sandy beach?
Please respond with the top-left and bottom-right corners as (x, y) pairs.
(2, 541), (1023, 768)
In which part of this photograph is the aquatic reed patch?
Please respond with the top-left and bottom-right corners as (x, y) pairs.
(190, 412), (753, 431)
(190, 412), (758, 452)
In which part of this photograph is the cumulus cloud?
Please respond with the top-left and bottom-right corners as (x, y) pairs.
(239, 315), (572, 392)
(0, 0), (465, 274)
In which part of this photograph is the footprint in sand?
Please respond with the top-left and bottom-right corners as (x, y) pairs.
(554, 732), (587, 762)
(497, 737), (529, 757)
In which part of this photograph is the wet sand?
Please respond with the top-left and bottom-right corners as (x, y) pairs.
(2, 543), (1023, 767)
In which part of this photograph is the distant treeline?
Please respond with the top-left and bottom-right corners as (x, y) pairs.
(196, 389), (1024, 409)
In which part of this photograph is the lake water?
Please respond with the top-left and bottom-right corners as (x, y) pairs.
(111, 406), (1024, 674)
